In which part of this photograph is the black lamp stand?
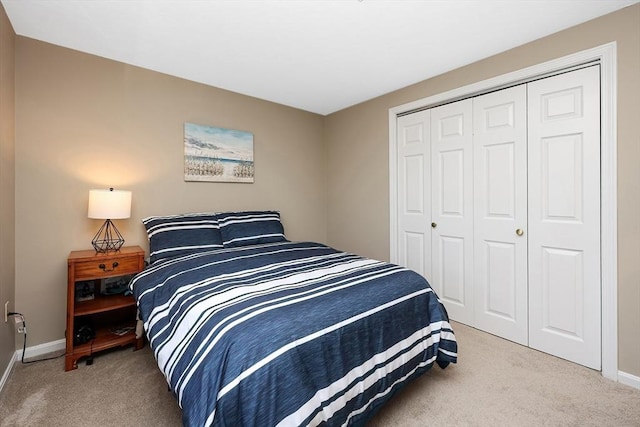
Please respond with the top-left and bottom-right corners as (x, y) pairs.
(91, 219), (125, 253)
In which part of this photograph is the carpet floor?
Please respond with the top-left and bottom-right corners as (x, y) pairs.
(0, 322), (638, 426)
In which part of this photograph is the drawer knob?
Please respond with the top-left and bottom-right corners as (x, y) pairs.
(98, 261), (119, 272)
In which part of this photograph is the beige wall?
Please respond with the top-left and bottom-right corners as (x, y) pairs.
(325, 4), (640, 377)
(6, 4), (639, 382)
(14, 37), (326, 348)
(0, 3), (15, 376)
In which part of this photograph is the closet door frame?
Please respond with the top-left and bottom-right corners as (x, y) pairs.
(389, 42), (618, 381)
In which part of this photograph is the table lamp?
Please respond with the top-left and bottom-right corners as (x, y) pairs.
(88, 188), (132, 253)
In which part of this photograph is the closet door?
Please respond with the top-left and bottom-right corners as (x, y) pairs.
(396, 111), (431, 278)
(430, 99), (474, 324)
(473, 85), (528, 345)
(527, 66), (601, 369)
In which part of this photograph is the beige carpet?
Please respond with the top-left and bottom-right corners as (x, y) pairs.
(1, 322), (639, 426)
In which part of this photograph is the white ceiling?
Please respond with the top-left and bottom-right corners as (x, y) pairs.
(2, 0), (638, 115)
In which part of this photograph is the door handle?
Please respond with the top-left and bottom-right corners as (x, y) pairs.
(516, 228), (524, 236)
(431, 222), (437, 228)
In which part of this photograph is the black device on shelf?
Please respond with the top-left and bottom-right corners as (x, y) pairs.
(73, 323), (95, 345)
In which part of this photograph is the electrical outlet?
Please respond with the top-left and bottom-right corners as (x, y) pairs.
(4, 301), (8, 322)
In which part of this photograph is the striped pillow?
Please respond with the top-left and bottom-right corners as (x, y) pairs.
(216, 211), (287, 248)
(143, 213), (223, 264)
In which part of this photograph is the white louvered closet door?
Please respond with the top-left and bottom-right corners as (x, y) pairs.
(396, 110), (432, 279)
(527, 66), (601, 370)
(472, 85), (529, 345)
(430, 99), (474, 324)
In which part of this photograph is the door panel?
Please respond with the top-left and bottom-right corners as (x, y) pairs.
(404, 155), (424, 213)
(473, 85), (528, 345)
(485, 143), (515, 217)
(485, 241), (516, 319)
(528, 66), (601, 369)
(440, 149), (465, 215)
(541, 247), (584, 338)
(396, 111), (431, 278)
(431, 100), (474, 324)
(542, 133), (584, 221)
(404, 232), (425, 276)
(439, 235), (466, 304)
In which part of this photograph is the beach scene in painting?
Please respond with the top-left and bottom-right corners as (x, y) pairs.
(184, 122), (254, 183)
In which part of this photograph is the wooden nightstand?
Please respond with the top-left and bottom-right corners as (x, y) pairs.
(65, 245), (145, 371)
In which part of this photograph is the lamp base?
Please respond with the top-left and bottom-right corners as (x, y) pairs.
(91, 219), (125, 253)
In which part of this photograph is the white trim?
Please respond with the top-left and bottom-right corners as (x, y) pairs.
(618, 371), (640, 390)
(16, 338), (66, 360)
(388, 110), (399, 264)
(597, 43), (618, 382)
(389, 42), (618, 381)
(0, 351), (17, 394)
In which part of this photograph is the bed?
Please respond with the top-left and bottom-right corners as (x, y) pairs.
(130, 211), (457, 426)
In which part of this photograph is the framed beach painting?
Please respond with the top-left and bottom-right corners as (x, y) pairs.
(184, 122), (254, 183)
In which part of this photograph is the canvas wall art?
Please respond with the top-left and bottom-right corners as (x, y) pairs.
(184, 122), (254, 183)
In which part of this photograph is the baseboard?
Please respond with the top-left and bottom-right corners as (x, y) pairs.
(0, 351), (17, 395)
(618, 370), (640, 390)
(0, 338), (65, 395)
(15, 338), (66, 360)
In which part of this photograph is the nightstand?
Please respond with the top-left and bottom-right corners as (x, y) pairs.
(65, 245), (145, 371)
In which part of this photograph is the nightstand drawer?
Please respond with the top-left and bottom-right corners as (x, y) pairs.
(73, 256), (141, 280)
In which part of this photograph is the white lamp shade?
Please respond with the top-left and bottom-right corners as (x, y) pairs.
(88, 189), (132, 219)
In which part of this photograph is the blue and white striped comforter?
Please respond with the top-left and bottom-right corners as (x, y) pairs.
(130, 241), (457, 426)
